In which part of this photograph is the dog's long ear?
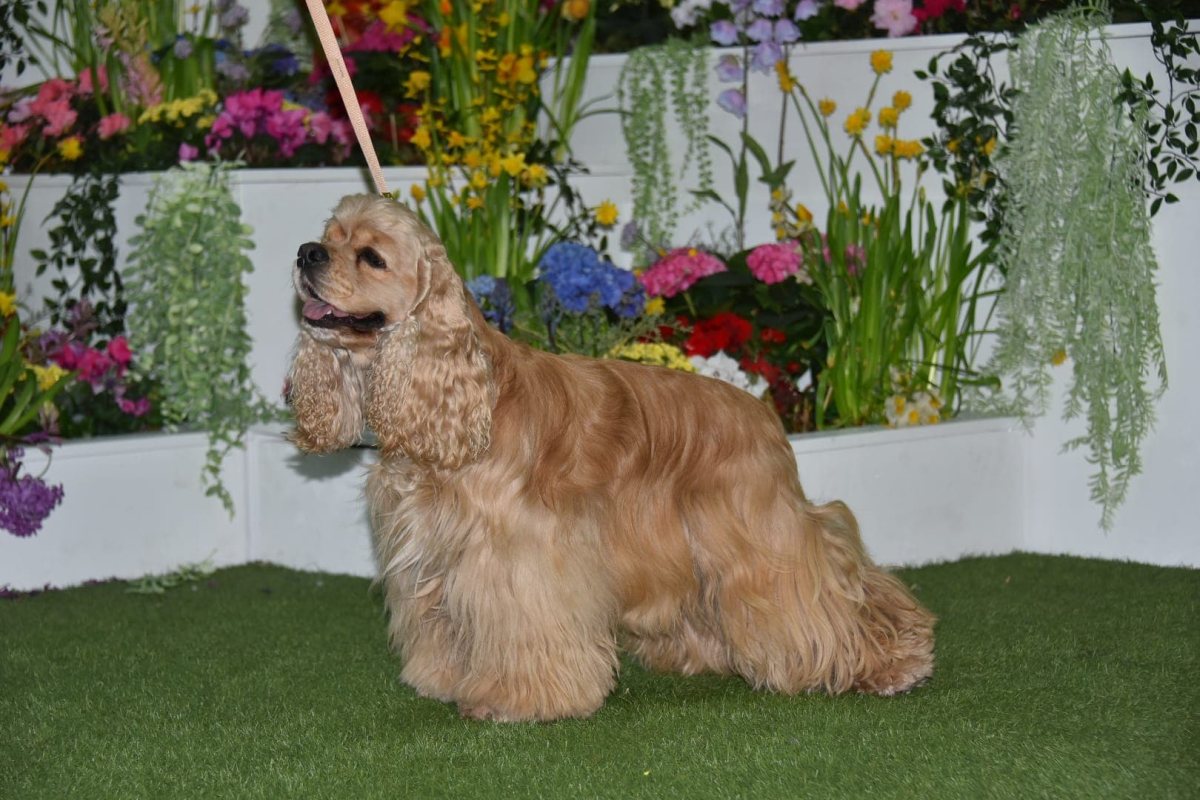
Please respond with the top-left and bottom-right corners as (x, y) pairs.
(286, 332), (366, 453)
(366, 239), (493, 468)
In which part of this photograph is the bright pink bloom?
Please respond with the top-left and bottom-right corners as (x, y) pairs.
(40, 102), (78, 137)
(0, 123), (30, 152)
(75, 347), (114, 386)
(871, 0), (918, 37)
(746, 241), (803, 284)
(106, 336), (132, 368)
(640, 248), (727, 298)
(178, 142), (200, 162)
(97, 112), (131, 140)
(913, 0), (965, 22)
(117, 396), (151, 417)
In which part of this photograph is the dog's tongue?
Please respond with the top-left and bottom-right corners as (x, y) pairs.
(302, 298), (350, 320)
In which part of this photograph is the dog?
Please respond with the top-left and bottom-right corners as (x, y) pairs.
(285, 194), (935, 721)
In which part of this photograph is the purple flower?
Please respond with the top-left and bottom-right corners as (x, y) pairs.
(710, 20), (740, 46)
(173, 36), (194, 59)
(794, 0), (823, 20)
(774, 19), (801, 42)
(752, 0), (785, 16)
(0, 449), (64, 538)
(750, 41), (784, 72)
(620, 220), (641, 250)
(717, 88), (747, 118)
(715, 54), (744, 83)
(219, 3), (249, 32)
(746, 17), (775, 42)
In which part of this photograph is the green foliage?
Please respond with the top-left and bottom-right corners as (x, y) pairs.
(125, 161), (282, 514)
(987, 3), (1167, 528)
(1116, 3), (1200, 216)
(0, 318), (68, 445)
(29, 172), (125, 338)
(617, 37), (714, 260)
(126, 558), (216, 595)
(0, 1), (43, 78)
(917, 33), (1018, 249)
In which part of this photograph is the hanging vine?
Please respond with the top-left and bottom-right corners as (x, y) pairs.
(617, 37), (714, 263)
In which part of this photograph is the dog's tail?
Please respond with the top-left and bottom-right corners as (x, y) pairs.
(719, 498), (936, 696)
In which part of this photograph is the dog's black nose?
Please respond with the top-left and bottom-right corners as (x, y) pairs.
(297, 242), (329, 270)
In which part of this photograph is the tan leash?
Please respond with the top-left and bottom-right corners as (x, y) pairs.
(302, 0), (392, 198)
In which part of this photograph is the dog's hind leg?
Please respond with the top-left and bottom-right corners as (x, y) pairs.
(691, 491), (936, 697)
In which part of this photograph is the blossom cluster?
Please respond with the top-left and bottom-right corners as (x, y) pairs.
(538, 243), (645, 318)
(465, 275), (517, 333)
(0, 448), (65, 538)
(204, 89), (353, 162)
(639, 247), (728, 298)
(40, 334), (151, 418)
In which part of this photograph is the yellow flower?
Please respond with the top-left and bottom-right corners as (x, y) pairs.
(843, 107), (870, 138)
(463, 149), (483, 169)
(522, 163), (548, 187)
(466, 195), (485, 210)
(874, 134), (893, 155)
(0, 148), (10, 166)
(378, 0), (410, 30)
(893, 139), (926, 160)
(1051, 348), (1068, 366)
(892, 90), (912, 111)
(410, 183), (426, 203)
(410, 126), (432, 150)
(470, 170), (489, 190)
(405, 70), (431, 97)
(818, 98), (837, 117)
(57, 136), (83, 161)
(870, 50), (893, 75)
(609, 342), (695, 372)
(795, 203), (813, 224)
(515, 54), (538, 84)
(481, 106), (501, 125)
(878, 106), (899, 130)
(561, 0), (590, 21)
(982, 136), (998, 156)
(594, 200), (619, 227)
(499, 152), (526, 177)
(946, 138), (960, 154)
(643, 296), (665, 316)
(0, 291), (15, 316)
(446, 130), (468, 149)
(775, 60), (796, 93)
(32, 364), (68, 391)
(438, 0), (452, 14)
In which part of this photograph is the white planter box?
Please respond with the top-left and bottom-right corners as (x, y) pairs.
(0, 418), (1019, 591)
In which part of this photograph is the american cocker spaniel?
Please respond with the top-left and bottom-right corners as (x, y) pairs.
(286, 194), (935, 721)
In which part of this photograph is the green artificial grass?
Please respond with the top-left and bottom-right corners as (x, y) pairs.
(2, 553), (1196, 799)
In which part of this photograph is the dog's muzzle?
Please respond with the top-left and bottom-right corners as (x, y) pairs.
(297, 242), (329, 271)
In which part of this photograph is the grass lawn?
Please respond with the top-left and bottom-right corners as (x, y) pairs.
(2, 553), (1196, 799)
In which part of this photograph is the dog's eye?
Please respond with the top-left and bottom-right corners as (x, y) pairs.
(357, 247), (386, 270)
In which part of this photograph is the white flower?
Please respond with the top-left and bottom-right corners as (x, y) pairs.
(690, 351), (764, 395)
(670, 0), (713, 29)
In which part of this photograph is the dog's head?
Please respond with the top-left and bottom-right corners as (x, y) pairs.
(287, 194), (493, 468)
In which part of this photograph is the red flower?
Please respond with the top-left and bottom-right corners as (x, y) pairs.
(684, 312), (752, 358)
(913, 0), (965, 22)
(107, 336), (133, 369)
(760, 327), (787, 345)
(740, 355), (782, 385)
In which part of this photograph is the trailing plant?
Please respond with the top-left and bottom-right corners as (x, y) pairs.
(985, 3), (1167, 529)
(29, 171), (124, 337)
(617, 36), (715, 261)
(125, 161), (282, 514)
(126, 557), (215, 594)
(1116, 2), (1200, 217)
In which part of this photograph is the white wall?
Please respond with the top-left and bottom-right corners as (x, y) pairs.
(5, 22), (1197, 567)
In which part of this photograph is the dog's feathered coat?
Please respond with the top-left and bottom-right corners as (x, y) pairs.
(287, 194), (935, 721)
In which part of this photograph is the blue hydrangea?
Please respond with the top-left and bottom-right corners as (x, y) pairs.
(537, 242), (644, 317)
(466, 275), (514, 333)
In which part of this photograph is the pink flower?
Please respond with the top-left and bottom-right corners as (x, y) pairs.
(106, 336), (132, 368)
(40, 102), (77, 137)
(640, 248), (728, 298)
(746, 241), (804, 285)
(76, 65), (109, 95)
(178, 142), (200, 162)
(117, 396), (151, 417)
(871, 0), (918, 37)
(97, 112), (131, 140)
(75, 347), (114, 387)
(0, 123), (30, 152)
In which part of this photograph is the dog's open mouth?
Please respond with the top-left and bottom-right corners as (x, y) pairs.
(301, 293), (387, 332)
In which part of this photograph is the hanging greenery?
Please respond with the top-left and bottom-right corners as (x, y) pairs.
(986, 3), (1167, 529)
(617, 36), (714, 262)
(29, 171), (125, 337)
(124, 161), (282, 514)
